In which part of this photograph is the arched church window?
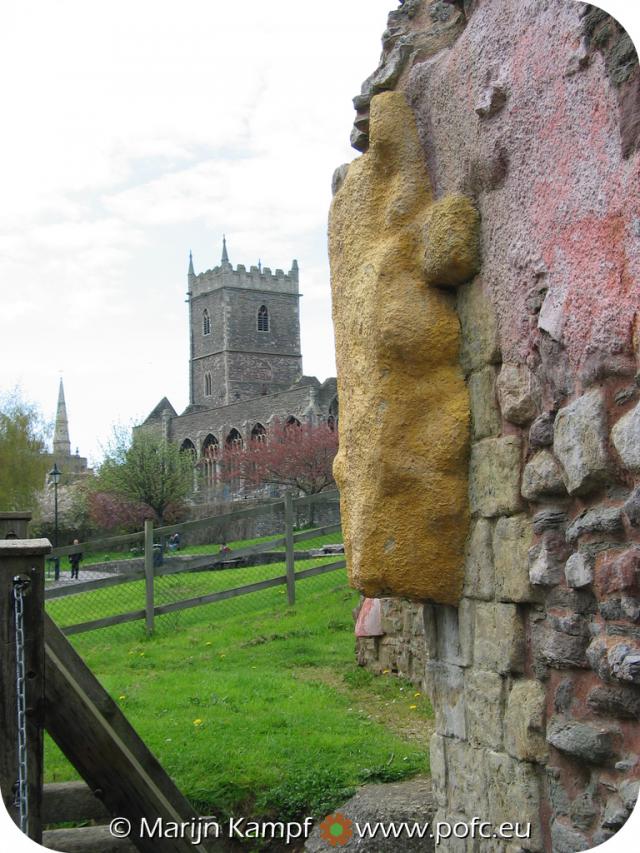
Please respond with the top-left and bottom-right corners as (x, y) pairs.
(201, 434), (219, 487)
(257, 305), (269, 332)
(328, 396), (339, 430)
(251, 423), (267, 443)
(225, 428), (243, 450)
(202, 434), (219, 457)
(204, 372), (212, 396)
(203, 309), (211, 336)
(180, 438), (197, 460)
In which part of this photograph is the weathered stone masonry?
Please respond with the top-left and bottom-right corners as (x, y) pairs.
(141, 241), (338, 470)
(331, 2), (640, 850)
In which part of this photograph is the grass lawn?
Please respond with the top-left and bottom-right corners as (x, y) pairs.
(44, 569), (433, 824)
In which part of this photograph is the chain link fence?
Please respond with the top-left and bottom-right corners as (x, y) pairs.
(45, 492), (345, 641)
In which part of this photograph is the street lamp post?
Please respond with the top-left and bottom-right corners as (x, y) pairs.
(49, 463), (61, 580)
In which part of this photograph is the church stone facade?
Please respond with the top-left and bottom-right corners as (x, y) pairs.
(141, 239), (337, 474)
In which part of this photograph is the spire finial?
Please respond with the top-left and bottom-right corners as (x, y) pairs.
(188, 250), (195, 277)
(258, 258), (262, 273)
(221, 234), (229, 264)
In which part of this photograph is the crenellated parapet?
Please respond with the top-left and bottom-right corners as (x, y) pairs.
(189, 258), (299, 300)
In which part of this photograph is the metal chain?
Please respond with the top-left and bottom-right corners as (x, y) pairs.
(12, 575), (30, 836)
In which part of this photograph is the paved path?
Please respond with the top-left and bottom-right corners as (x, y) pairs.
(45, 570), (113, 589)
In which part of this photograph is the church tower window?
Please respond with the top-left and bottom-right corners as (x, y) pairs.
(204, 372), (212, 396)
(257, 305), (269, 332)
(203, 309), (211, 336)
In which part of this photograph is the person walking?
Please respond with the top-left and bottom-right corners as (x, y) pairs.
(69, 539), (83, 579)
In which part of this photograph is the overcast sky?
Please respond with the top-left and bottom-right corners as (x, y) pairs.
(1, 1), (638, 469)
(1, 0), (392, 465)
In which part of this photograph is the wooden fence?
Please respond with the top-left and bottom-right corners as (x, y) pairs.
(45, 490), (344, 636)
(0, 539), (229, 851)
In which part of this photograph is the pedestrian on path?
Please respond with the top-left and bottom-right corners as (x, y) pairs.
(69, 539), (83, 579)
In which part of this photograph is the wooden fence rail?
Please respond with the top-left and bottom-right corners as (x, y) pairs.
(1, 539), (233, 850)
(45, 493), (344, 637)
(60, 558), (347, 637)
(44, 522), (342, 603)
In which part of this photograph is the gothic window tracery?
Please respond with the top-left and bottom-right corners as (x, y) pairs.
(202, 433), (219, 457)
(202, 433), (220, 486)
(203, 309), (211, 336)
(225, 428), (244, 450)
(251, 423), (267, 443)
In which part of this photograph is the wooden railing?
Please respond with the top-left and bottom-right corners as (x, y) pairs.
(0, 538), (232, 850)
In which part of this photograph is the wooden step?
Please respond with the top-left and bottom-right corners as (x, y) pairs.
(42, 824), (138, 853)
(43, 781), (110, 825)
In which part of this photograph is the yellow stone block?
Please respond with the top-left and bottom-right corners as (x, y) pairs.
(329, 91), (479, 605)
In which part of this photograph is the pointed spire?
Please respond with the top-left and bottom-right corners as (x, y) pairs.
(221, 234), (229, 265)
(188, 250), (195, 277)
(258, 258), (262, 273)
(53, 378), (71, 458)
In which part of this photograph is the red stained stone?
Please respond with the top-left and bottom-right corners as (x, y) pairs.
(595, 547), (640, 596)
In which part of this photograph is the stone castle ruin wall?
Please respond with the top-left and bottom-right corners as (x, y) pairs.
(330, 1), (640, 849)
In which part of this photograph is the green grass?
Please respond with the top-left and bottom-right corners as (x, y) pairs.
(44, 569), (432, 824)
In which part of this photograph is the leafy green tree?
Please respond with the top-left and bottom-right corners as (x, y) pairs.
(97, 427), (193, 523)
(0, 390), (50, 511)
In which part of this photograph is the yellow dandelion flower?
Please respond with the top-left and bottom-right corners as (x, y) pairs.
(382, 669), (390, 674)
(118, 695), (126, 701)
(414, 692), (421, 697)
(193, 719), (203, 726)
(409, 704), (418, 710)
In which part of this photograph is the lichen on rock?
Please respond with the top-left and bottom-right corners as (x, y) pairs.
(329, 90), (479, 604)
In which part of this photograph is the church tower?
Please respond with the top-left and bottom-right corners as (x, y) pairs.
(186, 237), (302, 408)
(53, 378), (71, 457)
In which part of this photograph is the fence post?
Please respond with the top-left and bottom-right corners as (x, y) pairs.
(284, 492), (296, 605)
(144, 519), (154, 636)
(0, 537), (50, 844)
